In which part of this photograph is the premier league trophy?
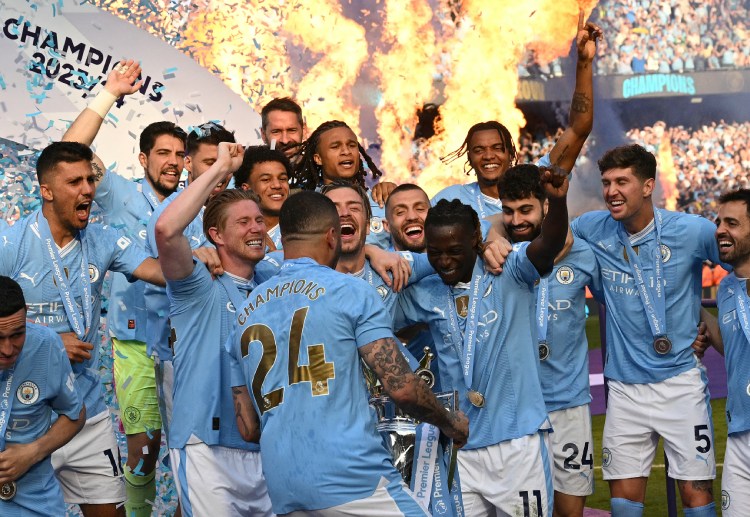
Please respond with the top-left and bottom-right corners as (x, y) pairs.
(364, 348), (461, 514)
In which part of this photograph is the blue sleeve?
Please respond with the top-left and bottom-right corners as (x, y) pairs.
(353, 281), (396, 348)
(535, 153), (552, 168)
(166, 261), (213, 305)
(431, 185), (456, 206)
(394, 283), (429, 329)
(225, 345), (245, 387)
(256, 252), (283, 282)
(105, 226), (151, 280)
(48, 331), (84, 420)
(404, 252), (434, 286)
(0, 226), (17, 276)
(94, 170), (134, 212)
(506, 242), (541, 288)
(570, 215), (584, 241)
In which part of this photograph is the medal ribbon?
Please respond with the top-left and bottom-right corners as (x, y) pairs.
(617, 209), (668, 341)
(411, 423), (440, 510)
(473, 183), (487, 221)
(728, 275), (750, 346)
(432, 431), (464, 516)
(37, 212), (92, 340)
(445, 260), (487, 390)
(536, 276), (550, 345)
(0, 367), (15, 451)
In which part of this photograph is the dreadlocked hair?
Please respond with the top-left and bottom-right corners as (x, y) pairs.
(440, 121), (518, 175)
(291, 120), (383, 191)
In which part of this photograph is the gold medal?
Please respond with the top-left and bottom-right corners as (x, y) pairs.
(0, 481), (16, 501)
(467, 390), (485, 408)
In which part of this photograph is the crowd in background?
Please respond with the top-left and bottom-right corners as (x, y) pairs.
(519, 0), (750, 77)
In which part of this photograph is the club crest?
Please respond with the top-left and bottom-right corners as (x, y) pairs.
(17, 381), (39, 405)
(370, 217), (384, 234)
(556, 266), (574, 285)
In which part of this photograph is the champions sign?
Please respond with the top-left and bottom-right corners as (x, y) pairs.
(0, 0), (261, 177)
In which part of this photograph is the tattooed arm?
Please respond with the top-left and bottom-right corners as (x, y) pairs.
(548, 10), (602, 173)
(359, 337), (469, 448)
(232, 385), (260, 443)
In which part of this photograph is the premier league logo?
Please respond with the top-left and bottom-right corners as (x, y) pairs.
(556, 266), (574, 285)
(17, 381), (39, 405)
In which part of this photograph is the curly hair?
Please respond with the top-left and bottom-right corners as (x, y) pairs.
(497, 164), (545, 203)
(441, 121), (518, 175)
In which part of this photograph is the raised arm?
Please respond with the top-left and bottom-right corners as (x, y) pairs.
(359, 336), (469, 448)
(548, 11), (602, 172)
(526, 167), (570, 275)
(61, 59), (143, 186)
(154, 142), (244, 281)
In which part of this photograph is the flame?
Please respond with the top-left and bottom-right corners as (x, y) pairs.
(372, 0), (436, 182)
(284, 1), (368, 135)
(656, 125), (679, 210)
(94, 0), (598, 195)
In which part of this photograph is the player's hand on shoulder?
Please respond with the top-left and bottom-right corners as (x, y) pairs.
(445, 409), (469, 449)
(367, 246), (412, 292)
(371, 181), (398, 208)
(193, 247), (224, 277)
(481, 238), (512, 275)
(59, 332), (94, 363)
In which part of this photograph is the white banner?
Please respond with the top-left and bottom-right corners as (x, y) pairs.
(0, 0), (261, 178)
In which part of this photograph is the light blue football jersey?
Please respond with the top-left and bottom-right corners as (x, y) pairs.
(535, 239), (600, 412)
(0, 211), (148, 416)
(396, 245), (548, 449)
(94, 171), (161, 342)
(365, 189), (391, 250)
(229, 258), (404, 514)
(431, 182), (502, 220)
(717, 274), (750, 435)
(166, 260), (279, 450)
(571, 209), (723, 384)
(353, 252), (434, 317)
(267, 223), (282, 251)
(0, 324), (83, 517)
(144, 192), (209, 360)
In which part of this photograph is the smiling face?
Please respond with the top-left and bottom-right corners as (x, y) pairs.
(716, 200), (750, 267)
(601, 166), (654, 228)
(314, 127), (361, 183)
(501, 196), (545, 243)
(186, 143), (231, 199)
(385, 188), (431, 252)
(325, 187), (369, 257)
(425, 223), (480, 286)
(262, 110), (304, 160)
(0, 307), (26, 370)
(211, 199), (267, 264)
(40, 159), (96, 234)
(245, 160), (290, 217)
(139, 134), (185, 197)
(466, 129), (512, 188)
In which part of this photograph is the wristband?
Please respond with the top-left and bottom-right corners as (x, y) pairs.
(87, 89), (118, 119)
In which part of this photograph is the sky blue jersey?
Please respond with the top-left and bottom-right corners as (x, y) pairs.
(1, 323), (82, 517)
(717, 274), (750, 435)
(431, 182), (502, 220)
(571, 209), (723, 384)
(0, 211), (148, 416)
(166, 259), (279, 450)
(94, 171), (161, 342)
(229, 258), (403, 514)
(396, 244), (548, 449)
(535, 239), (600, 412)
(144, 192), (209, 360)
(365, 189), (390, 250)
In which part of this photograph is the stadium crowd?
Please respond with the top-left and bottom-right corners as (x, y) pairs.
(520, 0), (750, 77)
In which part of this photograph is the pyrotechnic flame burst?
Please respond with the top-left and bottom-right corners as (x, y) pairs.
(94, 0), (596, 195)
